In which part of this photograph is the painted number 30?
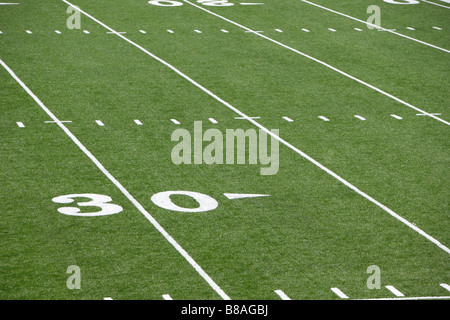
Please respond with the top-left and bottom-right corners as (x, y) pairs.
(53, 191), (218, 217)
(148, 1), (234, 6)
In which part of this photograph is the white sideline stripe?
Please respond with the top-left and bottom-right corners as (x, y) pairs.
(171, 118), (180, 125)
(282, 116), (294, 122)
(59, 1), (450, 256)
(385, 285), (405, 297)
(440, 283), (450, 292)
(16, 121), (25, 128)
(354, 115), (366, 121)
(422, 0), (450, 9)
(208, 117), (218, 124)
(134, 119), (143, 125)
(0, 56), (231, 301)
(274, 290), (291, 300)
(183, 0), (450, 126)
(390, 114), (403, 120)
(300, 0), (450, 54)
(95, 120), (105, 126)
(331, 288), (349, 299)
(162, 294), (173, 300)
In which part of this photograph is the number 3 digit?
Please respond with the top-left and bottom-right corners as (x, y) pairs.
(52, 194), (123, 217)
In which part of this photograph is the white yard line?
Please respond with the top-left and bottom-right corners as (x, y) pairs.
(331, 288), (349, 299)
(0, 57), (231, 301)
(422, 0), (450, 9)
(183, 0), (450, 127)
(385, 285), (405, 297)
(357, 296), (450, 300)
(300, 0), (450, 53)
(59, 0), (450, 255)
(274, 290), (291, 300)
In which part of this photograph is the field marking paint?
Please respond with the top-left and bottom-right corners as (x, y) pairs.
(59, 0), (450, 255)
(171, 118), (181, 125)
(55, 30), (61, 34)
(358, 296), (450, 300)
(16, 121), (25, 128)
(221, 29), (229, 33)
(25, 30), (32, 34)
(167, 29), (174, 33)
(282, 116), (294, 122)
(103, 297), (113, 300)
(328, 28), (336, 32)
(301, 28), (310, 32)
(390, 114), (403, 120)
(354, 115), (366, 121)
(422, 0), (450, 8)
(274, 290), (291, 300)
(208, 117), (218, 124)
(162, 294), (173, 300)
(440, 283), (450, 292)
(45, 120), (72, 123)
(406, 27), (416, 31)
(318, 116), (330, 121)
(139, 30), (147, 34)
(354, 28), (363, 32)
(0, 57), (231, 301)
(275, 28), (283, 32)
(300, 0), (450, 53)
(331, 288), (349, 299)
(385, 285), (405, 297)
(223, 193), (270, 199)
(134, 119), (143, 125)
(235, 116), (260, 119)
(194, 29), (202, 33)
(183, 0), (450, 126)
(240, 2), (265, 5)
(0, 2), (20, 4)
(95, 120), (105, 126)
(432, 26), (443, 30)
(83, 30), (90, 34)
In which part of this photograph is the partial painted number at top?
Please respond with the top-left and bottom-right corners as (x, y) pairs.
(148, 1), (237, 6)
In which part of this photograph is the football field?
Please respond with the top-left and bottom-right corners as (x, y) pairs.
(0, 0), (449, 302)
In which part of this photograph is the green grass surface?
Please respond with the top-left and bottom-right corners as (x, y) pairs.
(0, 0), (449, 300)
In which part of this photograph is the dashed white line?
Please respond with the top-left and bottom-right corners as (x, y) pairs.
(162, 294), (173, 300)
(25, 30), (32, 34)
(301, 28), (310, 32)
(331, 288), (349, 299)
(385, 285), (405, 297)
(208, 117), (218, 124)
(274, 290), (291, 300)
(318, 116), (330, 122)
(328, 28), (336, 32)
(95, 120), (105, 126)
(171, 119), (180, 125)
(64, 0), (450, 256)
(221, 29), (229, 33)
(134, 119), (143, 125)
(16, 121), (25, 128)
(194, 29), (202, 33)
(55, 30), (61, 34)
(406, 27), (415, 31)
(354, 115), (366, 121)
(83, 30), (90, 34)
(139, 30), (147, 34)
(390, 114), (403, 120)
(103, 297), (113, 300)
(282, 116), (294, 122)
(167, 29), (174, 33)
(354, 28), (363, 32)
(275, 28), (283, 33)
(432, 26), (443, 30)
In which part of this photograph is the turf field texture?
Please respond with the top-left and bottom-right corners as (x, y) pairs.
(0, 0), (449, 300)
